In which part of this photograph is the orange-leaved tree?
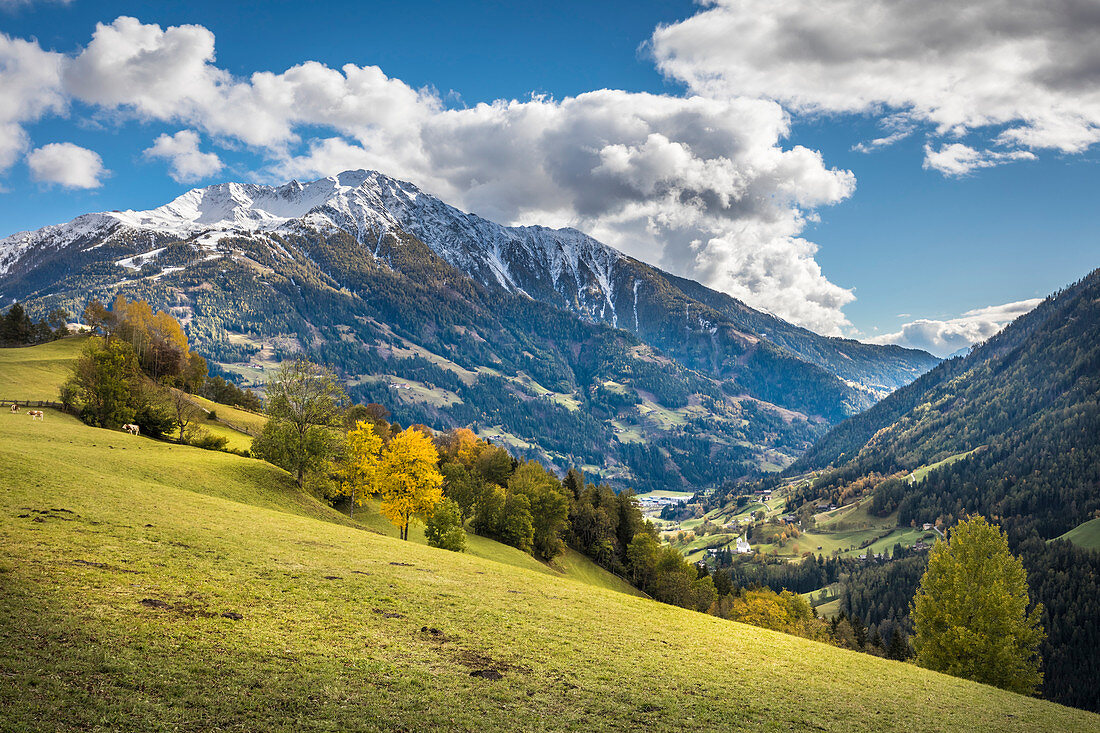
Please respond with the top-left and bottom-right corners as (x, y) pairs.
(378, 427), (444, 540)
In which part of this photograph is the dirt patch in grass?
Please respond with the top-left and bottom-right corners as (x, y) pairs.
(72, 559), (140, 574)
(372, 608), (406, 619)
(419, 625), (529, 681)
(139, 597), (242, 620)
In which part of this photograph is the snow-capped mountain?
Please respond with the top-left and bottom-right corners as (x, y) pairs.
(0, 169), (943, 489)
(3, 170), (631, 327)
(0, 168), (941, 484)
(0, 169), (937, 402)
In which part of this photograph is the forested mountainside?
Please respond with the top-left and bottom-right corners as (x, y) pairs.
(0, 170), (935, 491)
(775, 267), (1100, 711)
(793, 268), (1100, 543)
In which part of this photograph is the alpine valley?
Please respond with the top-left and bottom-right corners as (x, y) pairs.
(0, 170), (937, 492)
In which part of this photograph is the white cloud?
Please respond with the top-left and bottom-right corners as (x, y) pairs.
(48, 17), (857, 334)
(27, 142), (107, 189)
(62, 17), (439, 152)
(271, 93), (857, 334)
(922, 143), (1037, 176)
(0, 33), (65, 170)
(868, 298), (1042, 356)
(651, 0), (1100, 171)
(144, 129), (223, 183)
(0, 0), (73, 9)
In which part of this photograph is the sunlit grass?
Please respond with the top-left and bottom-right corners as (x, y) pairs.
(0, 412), (1094, 730)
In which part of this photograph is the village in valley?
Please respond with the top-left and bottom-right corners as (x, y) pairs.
(638, 477), (947, 616)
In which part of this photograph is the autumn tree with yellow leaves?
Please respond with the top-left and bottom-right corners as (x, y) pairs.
(378, 427), (444, 540)
(341, 420), (383, 520)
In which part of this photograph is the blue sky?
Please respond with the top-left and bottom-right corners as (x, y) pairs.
(1, 0), (1098, 355)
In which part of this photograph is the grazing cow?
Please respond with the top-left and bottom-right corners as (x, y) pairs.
(28, 410), (43, 421)
(123, 423), (140, 435)
(9, 403), (18, 413)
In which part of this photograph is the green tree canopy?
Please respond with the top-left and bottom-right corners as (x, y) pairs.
(911, 515), (1045, 695)
(62, 338), (140, 428)
(425, 498), (467, 553)
(440, 462), (482, 525)
(508, 460), (570, 561)
(252, 358), (347, 488)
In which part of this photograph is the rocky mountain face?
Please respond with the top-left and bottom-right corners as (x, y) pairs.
(0, 170), (936, 491)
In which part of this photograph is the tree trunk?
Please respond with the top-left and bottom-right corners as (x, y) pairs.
(297, 465), (304, 489)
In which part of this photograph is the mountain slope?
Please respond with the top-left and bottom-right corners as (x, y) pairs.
(1, 411), (1093, 731)
(777, 267), (1100, 711)
(0, 170), (936, 490)
(791, 268), (1100, 541)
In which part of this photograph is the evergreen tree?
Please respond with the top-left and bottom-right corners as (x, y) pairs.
(887, 628), (910, 660)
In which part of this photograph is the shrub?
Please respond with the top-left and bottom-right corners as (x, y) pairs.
(425, 498), (466, 552)
(188, 430), (230, 451)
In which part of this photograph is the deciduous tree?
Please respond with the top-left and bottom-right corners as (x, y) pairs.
(252, 358), (347, 489)
(378, 427), (444, 540)
(425, 498), (466, 552)
(341, 420), (382, 520)
(911, 516), (1044, 694)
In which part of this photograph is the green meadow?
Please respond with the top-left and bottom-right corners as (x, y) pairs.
(1055, 517), (1100, 552)
(0, 343), (1095, 730)
(0, 335), (88, 401)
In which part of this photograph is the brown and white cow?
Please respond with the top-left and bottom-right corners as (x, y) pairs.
(27, 410), (43, 421)
(9, 403), (18, 413)
(122, 423), (140, 435)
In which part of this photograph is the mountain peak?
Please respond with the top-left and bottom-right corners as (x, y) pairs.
(105, 170), (388, 236)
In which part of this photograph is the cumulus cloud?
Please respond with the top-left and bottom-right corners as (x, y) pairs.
(0, 33), (65, 170)
(144, 129), (223, 183)
(27, 142), (107, 188)
(62, 17), (439, 152)
(44, 16), (856, 334)
(651, 0), (1100, 171)
(272, 93), (857, 333)
(868, 298), (1042, 356)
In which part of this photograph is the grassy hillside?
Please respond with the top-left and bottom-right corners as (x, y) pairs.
(0, 412), (1095, 730)
(0, 335), (88, 401)
(0, 339), (635, 593)
(1055, 517), (1100, 552)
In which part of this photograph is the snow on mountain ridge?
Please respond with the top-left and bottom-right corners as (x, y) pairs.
(0, 170), (630, 318)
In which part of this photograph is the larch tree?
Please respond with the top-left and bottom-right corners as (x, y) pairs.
(911, 515), (1045, 695)
(252, 358), (347, 489)
(341, 420), (383, 520)
(378, 427), (444, 540)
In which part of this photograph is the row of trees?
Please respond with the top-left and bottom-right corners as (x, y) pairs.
(249, 357), (720, 613)
(0, 302), (69, 346)
(83, 296), (207, 386)
(60, 296), (258, 451)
